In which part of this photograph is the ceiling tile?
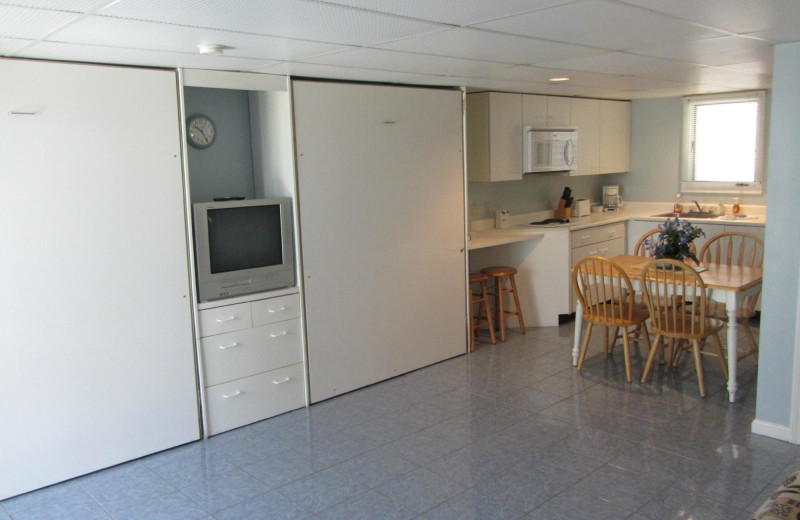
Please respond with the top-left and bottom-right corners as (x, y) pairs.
(301, 47), (513, 77)
(0, 5), (78, 39)
(0, 36), (35, 54)
(474, 0), (728, 51)
(253, 60), (441, 84)
(99, 0), (445, 46)
(617, 0), (800, 36)
(537, 52), (702, 81)
(376, 27), (607, 65)
(312, 0), (574, 25)
(746, 27), (800, 44)
(630, 35), (774, 67)
(52, 15), (351, 60)
(13, 40), (280, 69)
(0, 0), (112, 11)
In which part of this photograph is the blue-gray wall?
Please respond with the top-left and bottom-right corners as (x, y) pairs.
(755, 41), (800, 428)
(185, 87), (255, 203)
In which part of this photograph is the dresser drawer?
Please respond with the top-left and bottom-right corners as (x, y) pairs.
(204, 364), (305, 436)
(200, 318), (303, 386)
(251, 293), (301, 327)
(198, 302), (252, 337)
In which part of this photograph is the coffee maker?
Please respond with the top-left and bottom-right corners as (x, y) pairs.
(602, 185), (624, 211)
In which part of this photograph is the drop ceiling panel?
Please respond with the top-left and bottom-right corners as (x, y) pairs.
(1, 0), (112, 11)
(100, 0), (445, 46)
(631, 36), (774, 67)
(301, 47), (512, 77)
(0, 37), (34, 54)
(0, 5), (79, 39)
(746, 27), (800, 44)
(316, 0), (574, 26)
(14, 40), (280, 70)
(538, 52), (702, 81)
(474, 0), (728, 51)
(618, 0), (800, 36)
(377, 28), (607, 65)
(53, 16), (350, 60)
(252, 60), (441, 85)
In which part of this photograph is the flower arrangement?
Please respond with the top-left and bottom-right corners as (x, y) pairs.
(654, 217), (704, 263)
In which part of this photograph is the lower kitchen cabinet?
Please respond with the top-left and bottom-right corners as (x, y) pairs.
(570, 222), (626, 309)
(198, 291), (305, 436)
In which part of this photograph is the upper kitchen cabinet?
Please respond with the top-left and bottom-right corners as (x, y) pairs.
(599, 99), (631, 174)
(467, 92), (523, 182)
(571, 97), (631, 176)
(522, 94), (571, 128)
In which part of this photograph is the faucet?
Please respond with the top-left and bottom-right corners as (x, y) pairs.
(692, 200), (703, 212)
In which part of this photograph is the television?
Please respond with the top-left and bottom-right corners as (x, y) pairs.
(193, 198), (296, 302)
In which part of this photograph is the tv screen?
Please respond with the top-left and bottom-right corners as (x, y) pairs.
(207, 205), (283, 274)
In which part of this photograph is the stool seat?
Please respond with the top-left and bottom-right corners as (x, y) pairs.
(469, 272), (496, 351)
(480, 266), (526, 341)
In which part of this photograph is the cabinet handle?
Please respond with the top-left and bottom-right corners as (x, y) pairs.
(217, 342), (240, 350)
(215, 316), (237, 323)
(580, 235), (591, 240)
(273, 377), (291, 385)
(267, 306), (286, 313)
(269, 331), (288, 338)
(222, 390), (242, 398)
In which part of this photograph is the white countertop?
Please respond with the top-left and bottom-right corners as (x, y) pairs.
(468, 202), (766, 250)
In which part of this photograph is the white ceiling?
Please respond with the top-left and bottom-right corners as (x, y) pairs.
(2, 0), (798, 99)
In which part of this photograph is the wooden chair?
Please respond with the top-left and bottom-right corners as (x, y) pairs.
(572, 256), (652, 383)
(640, 259), (728, 397)
(469, 272), (496, 351)
(481, 266), (526, 342)
(633, 228), (661, 257)
(698, 231), (764, 360)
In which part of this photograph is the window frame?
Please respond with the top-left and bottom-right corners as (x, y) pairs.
(680, 90), (766, 195)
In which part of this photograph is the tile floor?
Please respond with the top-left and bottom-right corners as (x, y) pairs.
(3, 320), (796, 520)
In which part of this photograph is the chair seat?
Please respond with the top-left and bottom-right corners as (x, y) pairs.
(651, 314), (725, 339)
(481, 266), (517, 277)
(583, 303), (650, 327)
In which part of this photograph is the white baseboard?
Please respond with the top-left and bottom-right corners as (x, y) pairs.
(751, 419), (794, 442)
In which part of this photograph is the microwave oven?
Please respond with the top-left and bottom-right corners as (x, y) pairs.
(523, 126), (578, 173)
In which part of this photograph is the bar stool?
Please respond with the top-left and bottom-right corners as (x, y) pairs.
(481, 266), (526, 341)
(469, 273), (496, 351)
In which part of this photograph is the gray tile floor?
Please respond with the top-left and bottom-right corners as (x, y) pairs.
(3, 320), (796, 520)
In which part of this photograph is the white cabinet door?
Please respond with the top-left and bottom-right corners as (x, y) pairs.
(467, 92), (523, 182)
(570, 97), (601, 176)
(600, 100), (631, 173)
(294, 81), (467, 403)
(0, 60), (199, 499)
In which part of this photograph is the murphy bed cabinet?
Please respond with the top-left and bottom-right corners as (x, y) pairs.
(198, 290), (305, 436)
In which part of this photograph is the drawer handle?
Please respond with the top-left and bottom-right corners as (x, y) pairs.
(580, 235), (591, 240)
(273, 377), (291, 385)
(222, 390), (242, 398)
(217, 342), (240, 350)
(215, 316), (238, 323)
(267, 306), (287, 313)
(269, 331), (288, 338)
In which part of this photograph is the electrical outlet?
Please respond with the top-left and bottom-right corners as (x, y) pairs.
(484, 203), (492, 217)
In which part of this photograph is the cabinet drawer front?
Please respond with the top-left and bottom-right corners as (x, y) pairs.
(201, 319), (303, 386)
(598, 223), (625, 241)
(251, 293), (301, 326)
(596, 237), (625, 257)
(199, 303), (252, 337)
(571, 229), (599, 248)
(205, 364), (305, 436)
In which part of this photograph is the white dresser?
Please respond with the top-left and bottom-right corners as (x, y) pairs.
(198, 290), (306, 436)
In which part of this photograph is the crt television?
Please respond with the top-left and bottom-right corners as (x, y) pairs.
(193, 198), (296, 302)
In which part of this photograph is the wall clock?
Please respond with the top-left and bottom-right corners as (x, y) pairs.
(187, 114), (216, 149)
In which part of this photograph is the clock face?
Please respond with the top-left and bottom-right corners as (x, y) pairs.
(187, 115), (216, 149)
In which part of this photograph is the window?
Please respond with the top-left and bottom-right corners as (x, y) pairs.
(681, 90), (766, 194)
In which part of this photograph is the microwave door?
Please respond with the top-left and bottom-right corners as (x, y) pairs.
(535, 140), (553, 169)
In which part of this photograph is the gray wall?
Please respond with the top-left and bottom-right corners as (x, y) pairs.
(755, 41), (800, 428)
(185, 87), (255, 203)
(605, 96), (769, 206)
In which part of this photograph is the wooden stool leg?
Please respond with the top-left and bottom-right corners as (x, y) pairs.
(482, 280), (497, 344)
(508, 274), (525, 334)
(496, 276), (506, 341)
(469, 285), (476, 352)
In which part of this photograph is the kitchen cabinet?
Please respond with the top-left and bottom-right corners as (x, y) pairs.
(570, 97), (601, 176)
(294, 80), (466, 403)
(569, 222), (626, 308)
(1, 59), (200, 499)
(600, 100), (631, 173)
(198, 291), (305, 436)
(522, 94), (571, 128)
(467, 92), (523, 182)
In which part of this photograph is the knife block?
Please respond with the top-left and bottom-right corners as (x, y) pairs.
(554, 200), (571, 220)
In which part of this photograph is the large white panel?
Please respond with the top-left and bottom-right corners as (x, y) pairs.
(0, 5), (78, 38)
(0, 59), (199, 499)
(293, 81), (467, 402)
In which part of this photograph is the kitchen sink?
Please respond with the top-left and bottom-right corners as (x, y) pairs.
(651, 211), (719, 219)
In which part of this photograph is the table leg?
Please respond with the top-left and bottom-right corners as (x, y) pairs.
(573, 301), (583, 366)
(726, 293), (739, 403)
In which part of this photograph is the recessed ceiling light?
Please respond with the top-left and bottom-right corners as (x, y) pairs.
(197, 44), (225, 56)
(548, 76), (571, 83)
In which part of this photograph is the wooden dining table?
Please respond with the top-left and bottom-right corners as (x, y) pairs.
(571, 254), (763, 402)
